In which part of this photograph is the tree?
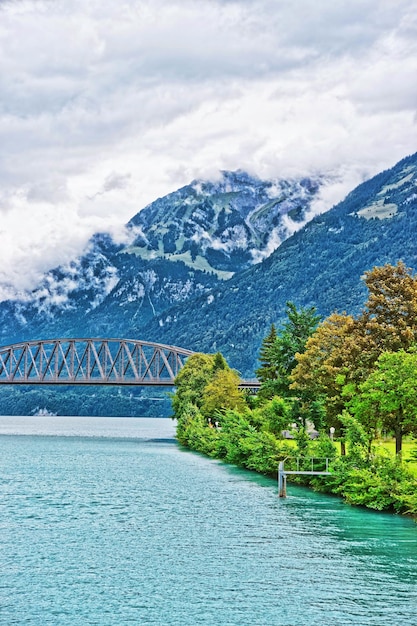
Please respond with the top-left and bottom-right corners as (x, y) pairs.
(257, 302), (320, 399)
(201, 368), (246, 420)
(353, 261), (417, 383)
(290, 312), (356, 443)
(173, 351), (247, 426)
(350, 349), (417, 455)
(172, 353), (216, 418)
(258, 396), (291, 437)
(291, 262), (417, 439)
(212, 351), (228, 372)
(256, 323), (278, 382)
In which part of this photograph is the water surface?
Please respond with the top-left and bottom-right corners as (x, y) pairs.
(1, 416), (416, 625)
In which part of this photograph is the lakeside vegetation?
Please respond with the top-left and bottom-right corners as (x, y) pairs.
(172, 262), (417, 516)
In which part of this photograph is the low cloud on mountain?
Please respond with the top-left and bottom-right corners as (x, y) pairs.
(0, 0), (416, 292)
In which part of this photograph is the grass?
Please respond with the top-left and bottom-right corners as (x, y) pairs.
(379, 439), (417, 475)
(329, 438), (417, 475)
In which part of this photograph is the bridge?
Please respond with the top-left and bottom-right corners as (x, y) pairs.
(0, 338), (194, 387)
(0, 338), (260, 389)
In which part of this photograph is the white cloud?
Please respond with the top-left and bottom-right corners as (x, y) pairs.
(0, 0), (416, 295)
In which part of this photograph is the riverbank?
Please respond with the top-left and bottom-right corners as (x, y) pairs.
(175, 408), (417, 517)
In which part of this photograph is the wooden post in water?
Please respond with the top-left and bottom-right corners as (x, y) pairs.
(278, 461), (287, 497)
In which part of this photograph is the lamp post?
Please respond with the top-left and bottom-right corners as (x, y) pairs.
(329, 426), (335, 440)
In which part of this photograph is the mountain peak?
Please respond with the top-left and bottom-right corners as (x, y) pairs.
(126, 169), (323, 274)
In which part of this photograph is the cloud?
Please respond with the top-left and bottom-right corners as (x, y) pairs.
(26, 177), (70, 204)
(102, 172), (131, 193)
(0, 0), (416, 295)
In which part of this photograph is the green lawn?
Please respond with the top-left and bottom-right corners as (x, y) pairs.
(307, 437), (417, 475)
(333, 438), (417, 475)
(379, 439), (413, 458)
(379, 439), (417, 474)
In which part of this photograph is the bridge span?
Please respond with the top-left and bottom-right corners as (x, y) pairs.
(0, 338), (194, 387)
(0, 338), (260, 389)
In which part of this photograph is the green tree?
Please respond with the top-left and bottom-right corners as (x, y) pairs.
(257, 302), (320, 399)
(172, 353), (216, 418)
(351, 349), (417, 455)
(201, 368), (246, 420)
(255, 323), (277, 382)
(212, 351), (228, 372)
(257, 396), (291, 437)
(339, 410), (373, 463)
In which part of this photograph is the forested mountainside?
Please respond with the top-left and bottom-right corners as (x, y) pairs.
(0, 170), (322, 347)
(1, 153), (416, 415)
(141, 152), (417, 374)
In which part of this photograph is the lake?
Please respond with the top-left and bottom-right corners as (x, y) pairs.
(1, 416), (417, 625)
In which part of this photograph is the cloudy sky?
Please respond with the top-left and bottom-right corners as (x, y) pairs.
(0, 0), (416, 297)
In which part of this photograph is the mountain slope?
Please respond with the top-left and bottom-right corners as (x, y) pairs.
(140, 152), (417, 374)
(127, 169), (322, 274)
(2, 155), (417, 368)
(0, 170), (323, 346)
(1, 153), (417, 418)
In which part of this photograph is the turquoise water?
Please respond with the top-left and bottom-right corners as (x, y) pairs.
(1, 416), (417, 625)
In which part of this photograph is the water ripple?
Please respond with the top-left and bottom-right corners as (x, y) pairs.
(1, 418), (417, 625)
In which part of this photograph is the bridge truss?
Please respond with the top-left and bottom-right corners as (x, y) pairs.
(0, 338), (195, 386)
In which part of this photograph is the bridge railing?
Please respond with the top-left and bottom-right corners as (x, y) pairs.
(278, 457), (332, 497)
(284, 456), (331, 473)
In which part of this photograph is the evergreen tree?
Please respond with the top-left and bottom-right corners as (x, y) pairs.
(270, 302), (320, 390)
(213, 351), (227, 372)
(258, 302), (320, 399)
(255, 323), (277, 382)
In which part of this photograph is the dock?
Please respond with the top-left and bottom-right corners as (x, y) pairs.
(278, 458), (332, 497)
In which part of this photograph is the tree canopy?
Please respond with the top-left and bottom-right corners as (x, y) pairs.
(173, 351), (244, 423)
(350, 349), (417, 455)
(352, 261), (417, 382)
(256, 302), (320, 400)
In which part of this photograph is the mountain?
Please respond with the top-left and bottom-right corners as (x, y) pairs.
(127, 169), (322, 274)
(139, 152), (417, 374)
(0, 169), (323, 346)
(1, 153), (416, 415)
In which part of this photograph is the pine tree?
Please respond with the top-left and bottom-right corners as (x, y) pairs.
(255, 323), (278, 382)
(256, 304), (320, 401)
(271, 302), (321, 387)
(213, 351), (227, 372)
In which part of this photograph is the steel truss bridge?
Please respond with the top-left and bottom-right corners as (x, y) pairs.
(0, 338), (194, 387)
(0, 337), (260, 389)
